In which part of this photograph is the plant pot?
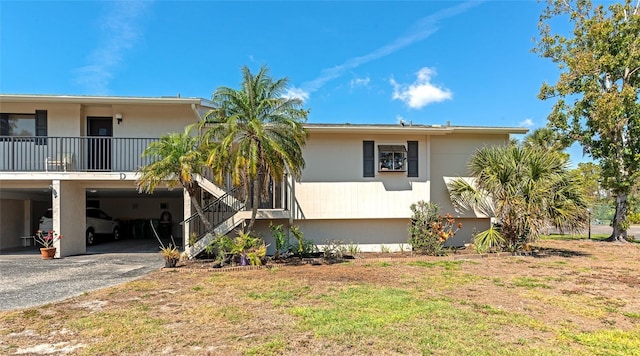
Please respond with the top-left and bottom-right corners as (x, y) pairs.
(164, 258), (178, 268)
(40, 247), (56, 260)
(239, 254), (248, 266)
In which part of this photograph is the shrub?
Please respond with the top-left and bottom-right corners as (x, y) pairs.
(347, 241), (361, 256)
(473, 225), (505, 253)
(408, 201), (461, 256)
(628, 213), (640, 224)
(208, 232), (267, 266)
(291, 225), (317, 255)
(269, 222), (290, 259)
(321, 239), (344, 259)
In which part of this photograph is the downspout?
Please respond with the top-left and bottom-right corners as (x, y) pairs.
(190, 103), (201, 121)
(289, 174), (295, 226)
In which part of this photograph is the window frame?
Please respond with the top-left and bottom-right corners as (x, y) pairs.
(378, 144), (407, 172)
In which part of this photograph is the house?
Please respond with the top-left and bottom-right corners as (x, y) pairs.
(0, 94), (527, 257)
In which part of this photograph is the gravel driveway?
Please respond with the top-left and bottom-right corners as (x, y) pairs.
(0, 239), (164, 311)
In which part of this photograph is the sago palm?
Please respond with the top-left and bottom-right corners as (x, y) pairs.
(200, 65), (308, 232)
(448, 144), (587, 250)
(137, 124), (214, 232)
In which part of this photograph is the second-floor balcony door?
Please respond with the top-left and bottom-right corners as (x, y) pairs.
(87, 117), (112, 171)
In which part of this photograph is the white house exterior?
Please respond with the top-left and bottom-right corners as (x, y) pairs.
(0, 94), (527, 257)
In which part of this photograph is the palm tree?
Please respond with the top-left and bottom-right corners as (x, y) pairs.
(200, 65), (309, 232)
(448, 144), (588, 250)
(523, 127), (570, 152)
(137, 124), (213, 232)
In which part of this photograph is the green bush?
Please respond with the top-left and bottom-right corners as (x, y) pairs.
(408, 201), (461, 256)
(628, 213), (640, 224)
(208, 232), (267, 266)
(269, 222), (289, 258)
(291, 225), (317, 255)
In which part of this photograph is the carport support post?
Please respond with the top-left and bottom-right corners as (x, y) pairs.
(52, 180), (86, 257)
(183, 189), (191, 251)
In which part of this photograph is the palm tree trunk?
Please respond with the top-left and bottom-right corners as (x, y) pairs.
(245, 178), (260, 233)
(190, 194), (214, 232)
(607, 191), (628, 242)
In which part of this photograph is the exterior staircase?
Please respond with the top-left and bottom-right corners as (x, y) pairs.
(183, 182), (247, 259)
(185, 211), (246, 259)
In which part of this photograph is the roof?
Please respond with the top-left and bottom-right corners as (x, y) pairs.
(304, 123), (529, 135)
(0, 94), (214, 108)
(0, 94), (528, 135)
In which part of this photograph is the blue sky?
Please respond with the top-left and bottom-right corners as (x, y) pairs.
(0, 1), (591, 165)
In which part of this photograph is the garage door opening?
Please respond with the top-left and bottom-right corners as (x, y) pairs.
(83, 188), (184, 254)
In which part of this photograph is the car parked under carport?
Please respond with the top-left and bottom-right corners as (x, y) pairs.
(38, 207), (120, 245)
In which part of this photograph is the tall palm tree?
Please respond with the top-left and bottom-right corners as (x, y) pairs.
(200, 65), (309, 232)
(137, 124), (213, 232)
(448, 144), (588, 250)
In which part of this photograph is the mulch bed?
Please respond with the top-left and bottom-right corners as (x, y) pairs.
(168, 249), (527, 272)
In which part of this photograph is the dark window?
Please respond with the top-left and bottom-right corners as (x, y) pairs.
(363, 141), (375, 177)
(1, 110), (47, 144)
(378, 145), (407, 172)
(407, 141), (418, 177)
(0, 113), (36, 136)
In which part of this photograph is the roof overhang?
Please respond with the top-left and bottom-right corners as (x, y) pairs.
(0, 94), (214, 108)
(304, 124), (528, 136)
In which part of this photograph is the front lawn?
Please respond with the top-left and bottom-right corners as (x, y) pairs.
(1, 239), (639, 355)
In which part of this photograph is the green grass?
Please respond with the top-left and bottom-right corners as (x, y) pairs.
(2, 242), (638, 356)
(541, 234), (609, 241)
(571, 329), (640, 354)
(512, 277), (552, 289)
(290, 285), (554, 355)
(69, 304), (167, 353)
(246, 336), (287, 356)
(408, 260), (463, 270)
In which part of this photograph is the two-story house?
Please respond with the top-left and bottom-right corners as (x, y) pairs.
(0, 94), (527, 257)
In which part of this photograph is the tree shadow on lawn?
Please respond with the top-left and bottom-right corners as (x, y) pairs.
(528, 246), (592, 258)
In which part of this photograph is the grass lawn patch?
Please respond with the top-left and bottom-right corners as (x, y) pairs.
(1, 239), (638, 355)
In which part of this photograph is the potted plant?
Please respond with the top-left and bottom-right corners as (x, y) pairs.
(160, 244), (180, 268)
(149, 219), (181, 268)
(34, 230), (62, 259)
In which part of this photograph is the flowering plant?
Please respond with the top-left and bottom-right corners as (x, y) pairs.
(34, 230), (62, 249)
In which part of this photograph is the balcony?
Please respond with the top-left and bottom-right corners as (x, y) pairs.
(0, 136), (158, 172)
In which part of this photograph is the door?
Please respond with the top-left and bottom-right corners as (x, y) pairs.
(87, 117), (112, 171)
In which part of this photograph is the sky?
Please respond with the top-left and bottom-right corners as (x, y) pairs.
(0, 0), (592, 166)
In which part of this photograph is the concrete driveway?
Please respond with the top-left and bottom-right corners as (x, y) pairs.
(0, 239), (165, 311)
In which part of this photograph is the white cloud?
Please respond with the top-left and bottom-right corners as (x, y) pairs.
(350, 76), (371, 89)
(390, 67), (452, 109)
(295, 1), (481, 99)
(519, 118), (535, 127)
(73, 2), (151, 94)
(283, 86), (310, 102)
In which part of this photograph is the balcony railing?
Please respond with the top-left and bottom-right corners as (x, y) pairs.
(0, 136), (158, 172)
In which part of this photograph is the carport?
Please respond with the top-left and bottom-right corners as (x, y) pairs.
(0, 177), (185, 257)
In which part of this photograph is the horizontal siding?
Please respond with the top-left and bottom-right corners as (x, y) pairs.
(295, 181), (429, 219)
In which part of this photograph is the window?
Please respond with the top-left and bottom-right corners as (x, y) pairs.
(378, 145), (407, 172)
(0, 114), (36, 136)
(0, 110), (47, 144)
